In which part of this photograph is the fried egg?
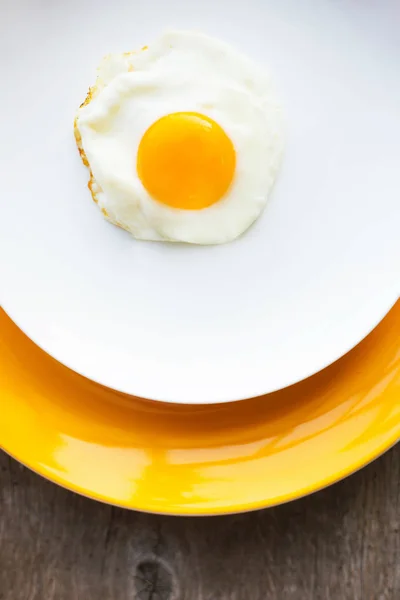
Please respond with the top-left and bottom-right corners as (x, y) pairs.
(75, 31), (284, 244)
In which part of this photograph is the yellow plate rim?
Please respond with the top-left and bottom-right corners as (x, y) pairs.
(1, 305), (399, 515)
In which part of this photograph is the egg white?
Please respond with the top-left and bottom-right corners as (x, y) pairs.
(75, 31), (284, 244)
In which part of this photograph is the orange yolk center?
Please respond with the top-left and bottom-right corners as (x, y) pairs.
(137, 112), (236, 210)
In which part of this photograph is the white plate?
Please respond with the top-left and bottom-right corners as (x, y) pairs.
(1, 0), (399, 404)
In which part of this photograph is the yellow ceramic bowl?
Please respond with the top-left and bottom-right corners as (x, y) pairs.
(1, 304), (399, 515)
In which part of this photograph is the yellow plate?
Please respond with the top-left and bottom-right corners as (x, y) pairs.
(1, 304), (399, 515)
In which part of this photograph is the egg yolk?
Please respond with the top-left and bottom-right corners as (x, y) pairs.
(137, 112), (236, 210)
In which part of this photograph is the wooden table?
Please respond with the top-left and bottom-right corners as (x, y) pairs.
(0, 445), (399, 600)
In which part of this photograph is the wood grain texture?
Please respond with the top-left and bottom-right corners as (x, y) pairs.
(0, 446), (399, 600)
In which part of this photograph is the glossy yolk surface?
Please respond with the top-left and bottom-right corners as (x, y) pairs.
(137, 112), (236, 210)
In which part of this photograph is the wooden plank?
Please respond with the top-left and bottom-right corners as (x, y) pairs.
(0, 446), (399, 600)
